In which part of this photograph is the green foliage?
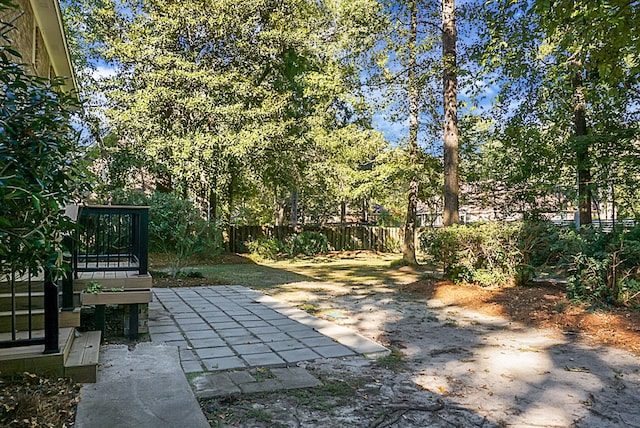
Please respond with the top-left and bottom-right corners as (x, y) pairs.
(246, 231), (332, 259)
(65, 0), (390, 226)
(0, 1), (84, 279)
(420, 222), (523, 286)
(565, 226), (640, 306)
(421, 220), (640, 305)
(245, 237), (283, 261)
(85, 281), (102, 294)
(285, 231), (332, 257)
(146, 192), (222, 278)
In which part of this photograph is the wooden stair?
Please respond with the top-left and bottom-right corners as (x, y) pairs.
(64, 330), (101, 383)
(0, 327), (101, 383)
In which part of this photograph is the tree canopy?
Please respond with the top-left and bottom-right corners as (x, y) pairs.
(62, 0), (640, 228)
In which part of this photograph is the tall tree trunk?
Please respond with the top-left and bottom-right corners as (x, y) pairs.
(362, 198), (369, 223)
(572, 69), (592, 226)
(274, 189), (285, 226)
(442, 0), (459, 227)
(402, 0), (419, 266)
(290, 189), (298, 227)
(340, 200), (347, 225)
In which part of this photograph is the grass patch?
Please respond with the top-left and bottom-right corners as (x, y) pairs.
(151, 253), (422, 290)
(244, 408), (274, 423)
(375, 348), (405, 372)
(286, 380), (357, 411)
(252, 367), (276, 382)
(298, 303), (321, 314)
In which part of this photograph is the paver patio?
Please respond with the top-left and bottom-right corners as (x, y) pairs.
(149, 286), (388, 374)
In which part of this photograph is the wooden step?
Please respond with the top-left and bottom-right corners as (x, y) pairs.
(0, 309), (45, 331)
(64, 330), (101, 383)
(60, 308), (82, 328)
(74, 272), (153, 291)
(0, 327), (74, 378)
(0, 292), (45, 311)
(0, 308), (83, 333)
(0, 280), (45, 293)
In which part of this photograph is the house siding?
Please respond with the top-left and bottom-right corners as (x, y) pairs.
(12, 0), (54, 78)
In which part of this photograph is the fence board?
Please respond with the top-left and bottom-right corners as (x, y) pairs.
(229, 225), (403, 253)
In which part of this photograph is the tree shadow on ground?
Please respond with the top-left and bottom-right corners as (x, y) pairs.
(371, 279), (640, 426)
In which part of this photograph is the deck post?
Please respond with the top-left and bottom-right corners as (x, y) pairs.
(138, 209), (149, 275)
(43, 268), (60, 354)
(129, 304), (139, 340)
(62, 235), (75, 310)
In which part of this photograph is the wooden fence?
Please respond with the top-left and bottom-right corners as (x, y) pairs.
(229, 225), (403, 253)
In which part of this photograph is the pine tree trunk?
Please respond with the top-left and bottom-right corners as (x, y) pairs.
(290, 189), (298, 227)
(442, 0), (460, 227)
(572, 69), (592, 226)
(402, 0), (419, 266)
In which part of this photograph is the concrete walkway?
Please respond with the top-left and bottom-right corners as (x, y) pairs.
(76, 286), (389, 426)
(149, 286), (388, 374)
(75, 343), (209, 428)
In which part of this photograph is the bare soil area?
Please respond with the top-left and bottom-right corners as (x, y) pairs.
(401, 278), (640, 357)
(200, 265), (640, 427)
(5, 254), (640, 427)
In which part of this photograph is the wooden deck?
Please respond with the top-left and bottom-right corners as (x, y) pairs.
(75, 270), (153, 290)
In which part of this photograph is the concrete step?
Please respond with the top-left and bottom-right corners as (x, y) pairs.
(64, 330), (101, 383)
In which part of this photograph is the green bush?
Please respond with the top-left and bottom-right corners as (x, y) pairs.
(0, 1), (84, 279)
(420, 220), (640, 304)
(420, 222), (523, 286)
(245, 236), (283, 260)
(565, 225), (640, 306)
(147, 192), (222, 277)
(285, 231), (332, 257)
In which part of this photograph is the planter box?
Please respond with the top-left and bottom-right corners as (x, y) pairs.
(81, 289), (152, 306)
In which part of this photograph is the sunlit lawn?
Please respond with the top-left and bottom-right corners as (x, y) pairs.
(159, 253), (427, 290)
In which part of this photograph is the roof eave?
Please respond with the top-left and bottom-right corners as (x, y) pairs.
(30, 0), (78, 95)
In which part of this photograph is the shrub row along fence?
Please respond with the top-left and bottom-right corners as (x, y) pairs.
(229, 225), (403, 253)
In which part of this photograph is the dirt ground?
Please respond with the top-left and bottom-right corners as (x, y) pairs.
(5, 253), (640, 427)
(200, 265), (640, 427)
(401, 278), (640, 357)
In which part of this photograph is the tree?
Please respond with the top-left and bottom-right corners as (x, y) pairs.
(65, 0), (384, 227)
(473, 0), (640, 223)
(442, 0), (459, 226)
(0, 0), (84, 278)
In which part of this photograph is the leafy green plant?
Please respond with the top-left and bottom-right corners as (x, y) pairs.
(85, 281), (102, 294)
(566, 226), (640, 306)
(0, 0), (85, 280)
(285, 231), (332, 257)
(245, 236), (283, 260)
(420, 222), (522, 286)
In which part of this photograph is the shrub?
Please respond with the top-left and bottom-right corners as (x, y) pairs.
(566, 225), (640, 306)
(245, 236), (283, 260)
(147, 192), (222, 277)
(420, 222), (523, 286)
(0, 2), (84, 279)
(285, 231), (332, 257)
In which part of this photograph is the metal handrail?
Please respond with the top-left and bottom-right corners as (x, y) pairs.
(75, 205), (149, 276)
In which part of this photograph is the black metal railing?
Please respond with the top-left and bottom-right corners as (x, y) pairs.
(0, 266), (59, 353)
(75, 205), (149, 276)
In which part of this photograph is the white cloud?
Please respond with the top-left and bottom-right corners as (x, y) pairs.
(91, 65), (117, 80)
